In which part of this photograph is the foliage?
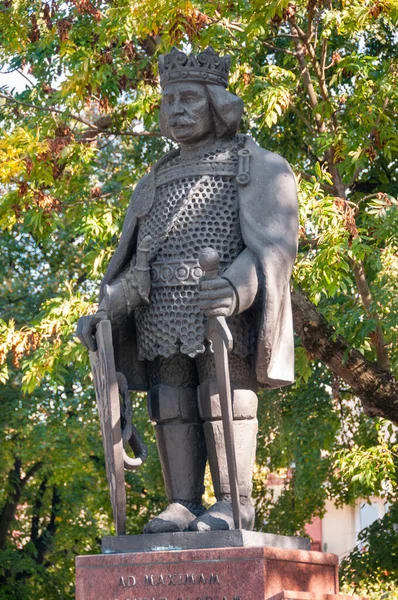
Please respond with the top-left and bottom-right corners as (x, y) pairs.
(340, 502), (398, 600)
(0, 0), (397, 598)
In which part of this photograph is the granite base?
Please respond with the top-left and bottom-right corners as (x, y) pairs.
(75, 543), (365, 600)
(102, 530), (310, 554)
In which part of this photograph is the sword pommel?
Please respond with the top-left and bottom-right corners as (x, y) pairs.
(199, 247), (220, 281)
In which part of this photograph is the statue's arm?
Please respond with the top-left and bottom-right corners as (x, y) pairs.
(221, 248), (258, 315)
(76, 235), (152, 351)
(103, 233), (152, 322)
(217, 148), (298, 316)
(99, 172), (152, 301)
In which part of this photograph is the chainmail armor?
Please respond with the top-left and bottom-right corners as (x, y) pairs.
(147, 352), (256, 390)
(136, 136), (256, 360)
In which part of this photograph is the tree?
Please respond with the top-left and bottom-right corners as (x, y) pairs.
(0, 1), (397, 598)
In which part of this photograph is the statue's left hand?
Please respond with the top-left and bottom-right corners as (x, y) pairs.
(76, 312), (108, 352)
(199, 277), (237, 318)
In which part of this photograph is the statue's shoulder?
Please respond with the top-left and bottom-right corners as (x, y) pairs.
(239, 136), (297, 211)
(130, 148), (180, 217)
(132, 171), (151, 196)
(242, 135), (294, 176)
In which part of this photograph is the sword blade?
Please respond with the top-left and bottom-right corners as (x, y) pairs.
(209, 316), (242, 530)
(199, 247), (241, 531)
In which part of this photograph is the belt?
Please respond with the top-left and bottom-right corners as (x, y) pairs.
(151, 259), (203, 288)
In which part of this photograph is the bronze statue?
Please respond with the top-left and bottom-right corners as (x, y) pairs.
(76, 47), (298, 534)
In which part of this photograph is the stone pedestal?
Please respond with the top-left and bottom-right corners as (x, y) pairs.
(75, 534), (367, 600)
(268, 594), (366, 600)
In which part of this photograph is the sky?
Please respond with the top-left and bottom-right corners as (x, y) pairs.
(1, 69), (34, 93)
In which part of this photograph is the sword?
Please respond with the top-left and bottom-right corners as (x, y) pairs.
(89, 320), (147, 534)
(199, 248), (242, 530)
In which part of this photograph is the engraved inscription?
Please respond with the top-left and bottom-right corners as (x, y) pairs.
(113, 571), (244, 600)
(114, 596), (240, 600)
(143, 572), (221, 586)
(119, 576), (137, 587)
(177, 596), (241, 600)
(114, 597), (167, 600)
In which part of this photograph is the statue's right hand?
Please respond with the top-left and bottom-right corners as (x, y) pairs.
(75, 313), (107, 352)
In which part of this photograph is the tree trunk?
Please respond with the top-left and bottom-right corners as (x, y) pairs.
(0, 460), (42, 549)
(0, 458), (22, 550)
(292, 287), (398, 424)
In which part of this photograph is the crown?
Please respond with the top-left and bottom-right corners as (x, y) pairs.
(158, 46), (231, 88)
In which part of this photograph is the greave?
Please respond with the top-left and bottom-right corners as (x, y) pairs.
(198, 379), (258, 504)
(148, 384), (206, 507)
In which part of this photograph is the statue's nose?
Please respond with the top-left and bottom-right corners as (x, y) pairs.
(169, 99), (184, 115)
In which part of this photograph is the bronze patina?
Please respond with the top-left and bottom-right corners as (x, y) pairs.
(76, 46), (299, 534)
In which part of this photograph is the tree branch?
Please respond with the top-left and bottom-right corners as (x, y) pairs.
(0, 93), (161, 138)
(16, 69), (35, 89)
(351, 262), (390, 370)
(320, 38), (328, 81)
(262, 41), (297, 56)
(79, 128), (161, 139)
(21, 461), (43, 488)
(288, 19), (308, 40)
(291, 106), (316, 133)
(221, 19), (244, 32)
(289, 25), (348, 198)
(265, 34), (300, 40)
(292, 287), (397, 424)
(292, 53), (343, 196)
(287, 11), (389, 368)
(0, 92), (97, 130)
(289, 31), (322, 114)
(306, 0), (317, 42)
(288, 17), (338, 133)
(30, 477), (48, 547)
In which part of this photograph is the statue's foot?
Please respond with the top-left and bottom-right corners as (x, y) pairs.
(143, 502), (202, 534)
(188, 500), (255, 532)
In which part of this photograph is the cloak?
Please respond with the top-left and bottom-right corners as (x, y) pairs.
(98, 135), (298, 391)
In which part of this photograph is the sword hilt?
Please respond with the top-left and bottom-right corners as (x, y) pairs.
(199, 247), (220, 280)
(199, 247), (233, 350)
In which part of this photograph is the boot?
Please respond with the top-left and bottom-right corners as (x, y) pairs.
(144, 384), (207, 533)
(189, 379), (258, 531)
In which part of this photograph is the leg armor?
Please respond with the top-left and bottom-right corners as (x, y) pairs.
(148, 383), (206, 506)
(144, 384), (207, 533)
(191, 379), (258, 531)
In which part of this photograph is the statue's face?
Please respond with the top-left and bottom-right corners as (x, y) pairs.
(161, 82), (214, 143)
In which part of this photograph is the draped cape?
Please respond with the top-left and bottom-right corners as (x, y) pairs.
(99, 135), (298, 391)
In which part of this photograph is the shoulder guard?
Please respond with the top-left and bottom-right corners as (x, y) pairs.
(133, 148), (180, 218)
(235, 134), (252, 186)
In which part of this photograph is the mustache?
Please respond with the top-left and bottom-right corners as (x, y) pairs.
(168, 118), (196, 127)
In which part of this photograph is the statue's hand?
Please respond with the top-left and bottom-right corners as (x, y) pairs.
(75, 311), (107, 352)
(130, 235), (152, 303)
(199, 277), (237, 318)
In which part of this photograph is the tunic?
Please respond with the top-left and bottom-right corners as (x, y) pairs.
(135, 136), (256, 361)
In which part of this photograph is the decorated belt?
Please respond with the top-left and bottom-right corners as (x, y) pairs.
(150, 259), (203, 287)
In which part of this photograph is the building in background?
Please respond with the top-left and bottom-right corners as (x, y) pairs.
(267, 473), (389, 560)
